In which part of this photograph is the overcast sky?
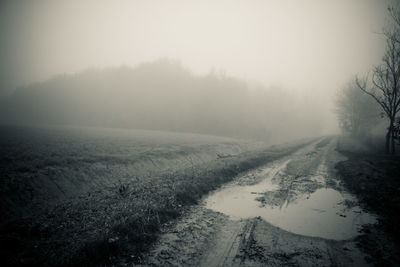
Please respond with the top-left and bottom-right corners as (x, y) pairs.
(0, 0), (391, 98)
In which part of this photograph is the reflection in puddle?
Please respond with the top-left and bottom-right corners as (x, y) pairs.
(205, 164), (377, 240)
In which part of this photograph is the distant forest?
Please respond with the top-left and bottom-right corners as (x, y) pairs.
(0, 59), (326, 142)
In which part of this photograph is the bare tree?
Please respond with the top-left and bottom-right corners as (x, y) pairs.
(335, 79), (380, 137)
(356, 6), (400, 154)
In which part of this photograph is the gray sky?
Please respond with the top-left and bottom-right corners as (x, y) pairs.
(0, 0), (390, 98)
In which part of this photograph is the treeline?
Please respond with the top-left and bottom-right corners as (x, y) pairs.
(0, 59), (326, 142)
(335, 5), (400, 154)
(335, 80), (381, 137)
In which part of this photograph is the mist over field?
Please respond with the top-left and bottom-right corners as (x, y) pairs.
(1, 1), (400, 266)
(1, 59), (331, 142)
(0, 0), (390, 141)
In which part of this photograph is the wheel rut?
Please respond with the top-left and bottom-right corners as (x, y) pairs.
(144, 137), (374, 266)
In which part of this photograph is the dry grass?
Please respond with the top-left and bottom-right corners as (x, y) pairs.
(2, 145), (312, 266)
(0, 126), (315, 266)
(335, 136), (400, 266)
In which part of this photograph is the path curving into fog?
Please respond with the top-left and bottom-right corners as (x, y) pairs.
(145, 137), (376, 267)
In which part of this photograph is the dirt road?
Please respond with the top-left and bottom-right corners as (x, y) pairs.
(142, 137), (376, 266)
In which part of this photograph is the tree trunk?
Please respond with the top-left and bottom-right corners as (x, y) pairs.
(388, 118), (396, 155)
(391, 124), (396, 155)
(386, 129), (391, 154)
(392, 133), (396, 155)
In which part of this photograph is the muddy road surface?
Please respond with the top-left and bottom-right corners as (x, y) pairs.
(142, 137), (377, 266)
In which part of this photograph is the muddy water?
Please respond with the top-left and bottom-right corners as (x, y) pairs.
(205, 159), (377, 241)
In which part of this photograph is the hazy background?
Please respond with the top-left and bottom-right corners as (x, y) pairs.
(0, 0), (392, 139)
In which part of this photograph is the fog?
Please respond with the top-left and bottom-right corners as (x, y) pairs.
(1, 59), (332, 142)
(0, 0), (391, 140)
(3, 2), (400, 265)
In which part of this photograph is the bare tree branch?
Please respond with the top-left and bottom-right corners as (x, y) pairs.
(356, 76), (390, 115)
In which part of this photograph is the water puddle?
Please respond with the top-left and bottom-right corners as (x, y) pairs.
(205, 162), (377, 240)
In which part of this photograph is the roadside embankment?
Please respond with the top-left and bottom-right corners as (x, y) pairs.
(335, 136), (400, 266)
(0, 125), (317, 266)
(0, 125), (265, 222)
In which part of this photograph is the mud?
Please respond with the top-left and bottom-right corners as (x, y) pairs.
(205, 138), (375, 240)
(143, 137), (378, 266)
